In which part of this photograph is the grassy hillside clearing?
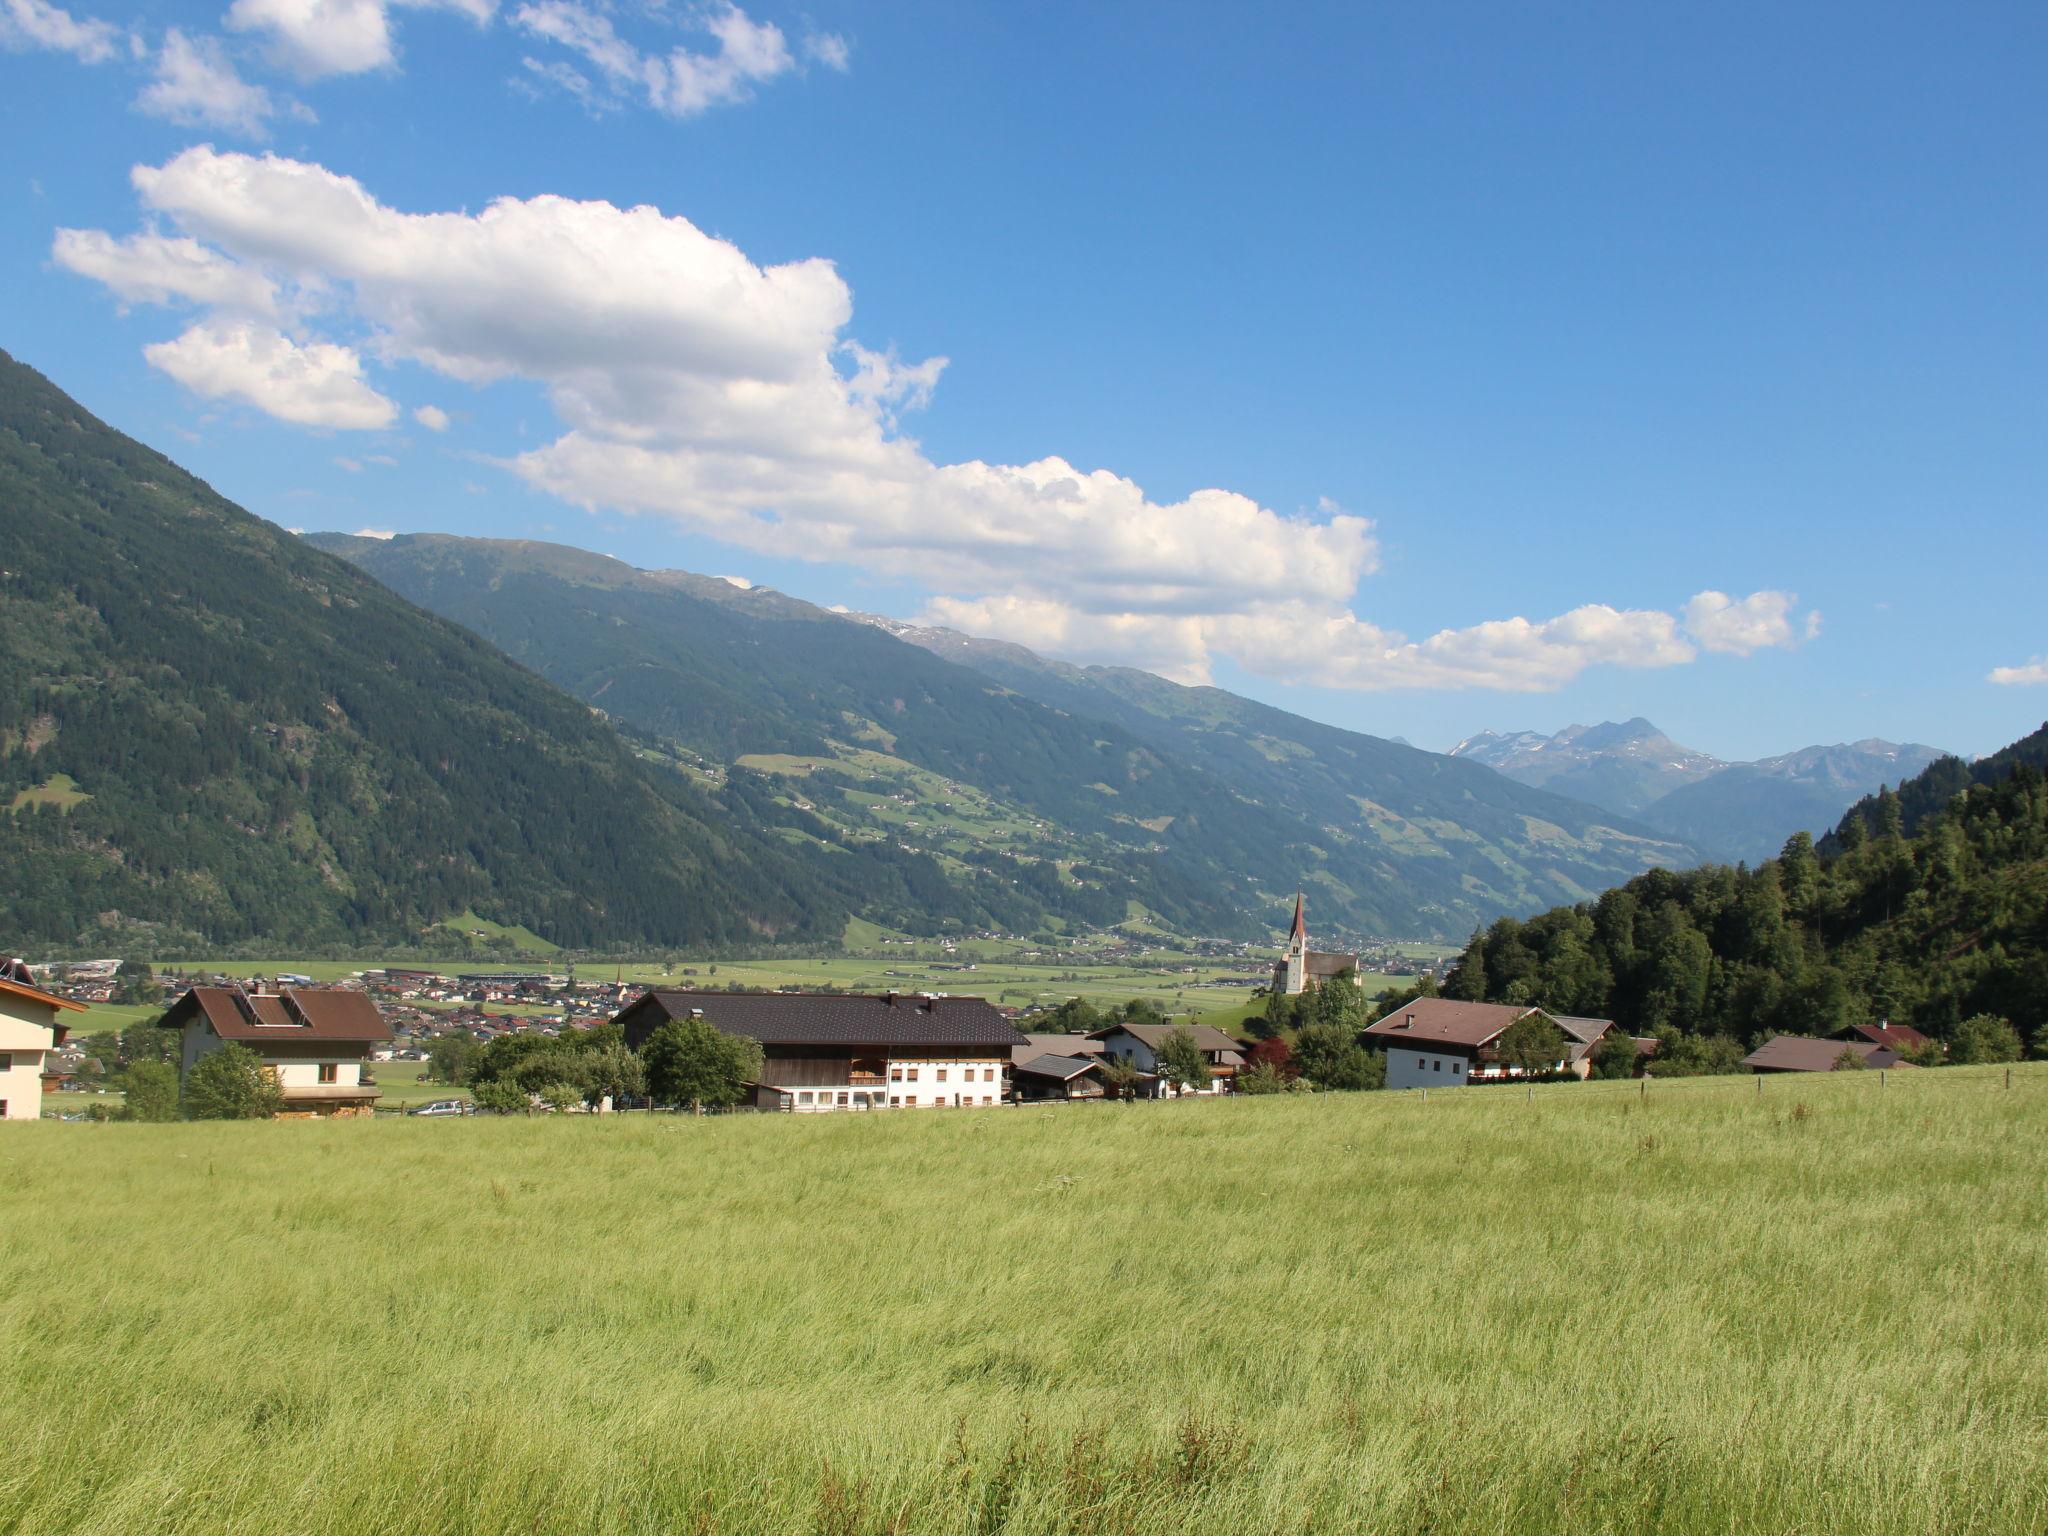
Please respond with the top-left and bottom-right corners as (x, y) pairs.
(3, 1070), (2043, 1534)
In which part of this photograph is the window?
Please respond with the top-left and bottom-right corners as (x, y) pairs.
(1432, 1059), (1442, 1072)
(890, 1066), (903, 1082)
(799, 1091), (814, 1105)
(907, 1067), (920, 1082)
(1452, 1061), (1462, 1074)
(889, 1096), (900, 1107)
(983, 1068), (996, 1082)
(936, 1068), (948, 1083)
(0, 1100), (7, 1118)
(982, 1095), (993, 1105)
(836, 1092), (849, 1107)
(0, 1053), (10, 1071)
(318, 1062), (338, 1084)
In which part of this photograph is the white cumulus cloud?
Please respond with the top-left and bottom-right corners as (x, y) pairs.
(135, 28), (290, 136)
(52, 227), (280, 313)
(1988, 657), (2048, 686)
(144, 319), (398, 429)
(0, 0), (123, 62)
(413, 402), (450, 431)
(64, 147), (1817, 694)
(1681, 588), (1816, 655)
(226, 0), (493, 79)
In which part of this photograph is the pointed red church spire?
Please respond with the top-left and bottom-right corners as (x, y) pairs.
(1289, 892), (1306, 945)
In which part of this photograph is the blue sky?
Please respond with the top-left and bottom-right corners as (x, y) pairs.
(4, 0), (2044, 761)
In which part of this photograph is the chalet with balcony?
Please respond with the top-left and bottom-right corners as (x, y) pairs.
(0, 958), (86, 1121)
(1087, 1020), (1244, 1095)
(1363, 998), (1614, 1089)
(160, 986), (390, 1117)
(613, 990), (1025, 1111)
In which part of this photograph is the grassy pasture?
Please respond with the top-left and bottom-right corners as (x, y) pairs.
(3, 1069), (2044, 1534)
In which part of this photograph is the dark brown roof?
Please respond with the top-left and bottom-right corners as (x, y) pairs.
(1741, 1035), (1917, 1072)
(1303, 951), (1358, 977)
(615, 990), (1025, 1050)
(0, 973), (87, 1014)
(1834, 1022), (1933, 1050)
(1364, 998), (1535, 1048)
(161, 987), (392, 1044)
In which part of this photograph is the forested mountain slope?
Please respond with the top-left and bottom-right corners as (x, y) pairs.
(1824, 723), (2048, 850)
(0, 349), (845, 952)
(313, 533), (1693, 940)
(1435, 727), (2048, 1045)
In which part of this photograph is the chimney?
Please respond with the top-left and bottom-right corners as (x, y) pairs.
(885, 992), (899, 1009)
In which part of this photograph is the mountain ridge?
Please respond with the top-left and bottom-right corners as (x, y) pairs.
(1448, 717), (1948, 864)
(311, 532), (1698, 941)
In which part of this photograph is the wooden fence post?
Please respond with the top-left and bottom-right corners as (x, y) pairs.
(1756, 1075), (1762, 1097)
(1639, 1079), (1646, 1102)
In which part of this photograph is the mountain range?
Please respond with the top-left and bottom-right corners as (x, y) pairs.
(3, 342), (1956, 954)
(306, 533), (1694, 943)
(1450, 719), (1948, 864)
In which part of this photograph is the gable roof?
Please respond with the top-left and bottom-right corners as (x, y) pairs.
(0, 972), (87, 1015)
(1548, 1014), (1616, 1046)
(1012, 1032), (1103, 1064)
(161, 987), (391, 1045)
(616, 990), (1024, 1050)
(1089, 1020), (1242, 1055)
(1833, 1021), (1933, 1050)
(1014, 1053), (1101, 1081)
(1364, 998), (1535, 1048)
(1740, 1035), (1917, 1072)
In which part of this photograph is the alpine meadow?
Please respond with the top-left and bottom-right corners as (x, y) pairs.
(5, 1071), (2045, 1536)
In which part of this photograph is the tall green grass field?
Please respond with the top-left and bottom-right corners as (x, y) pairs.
(2, 1070), (2043, 1534)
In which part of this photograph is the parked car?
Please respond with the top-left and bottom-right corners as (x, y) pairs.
(410, 1099), (472, 1117)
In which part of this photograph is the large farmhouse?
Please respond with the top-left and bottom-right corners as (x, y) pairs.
(1272, 895), (1363, 995)
(160, 986), (390, 1117)
(614, 990), (1025, 1111)
(1363, 998), (1613, 1089)
(0, 958), (86, 1121)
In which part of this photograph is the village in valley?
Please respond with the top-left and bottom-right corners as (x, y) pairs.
(2, 893), (1968, 1127)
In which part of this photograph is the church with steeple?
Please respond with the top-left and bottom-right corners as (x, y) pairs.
(1271, 893), (1364, 995)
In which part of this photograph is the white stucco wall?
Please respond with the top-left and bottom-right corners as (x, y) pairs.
(773, 1053), (1009, 1111)
(179, 1022), (366, 1093)
(0, 994), (62, 1121)
(1387, 1047), (1470, 1091)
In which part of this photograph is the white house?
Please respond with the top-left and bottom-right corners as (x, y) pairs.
(160, 986), (390, 1117)
(1363, 998), (1612, 1090)
(0, 959), (86, 1121)
(614, 990), (1024, 1111)
(1088, 1020), (1244, 1095)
